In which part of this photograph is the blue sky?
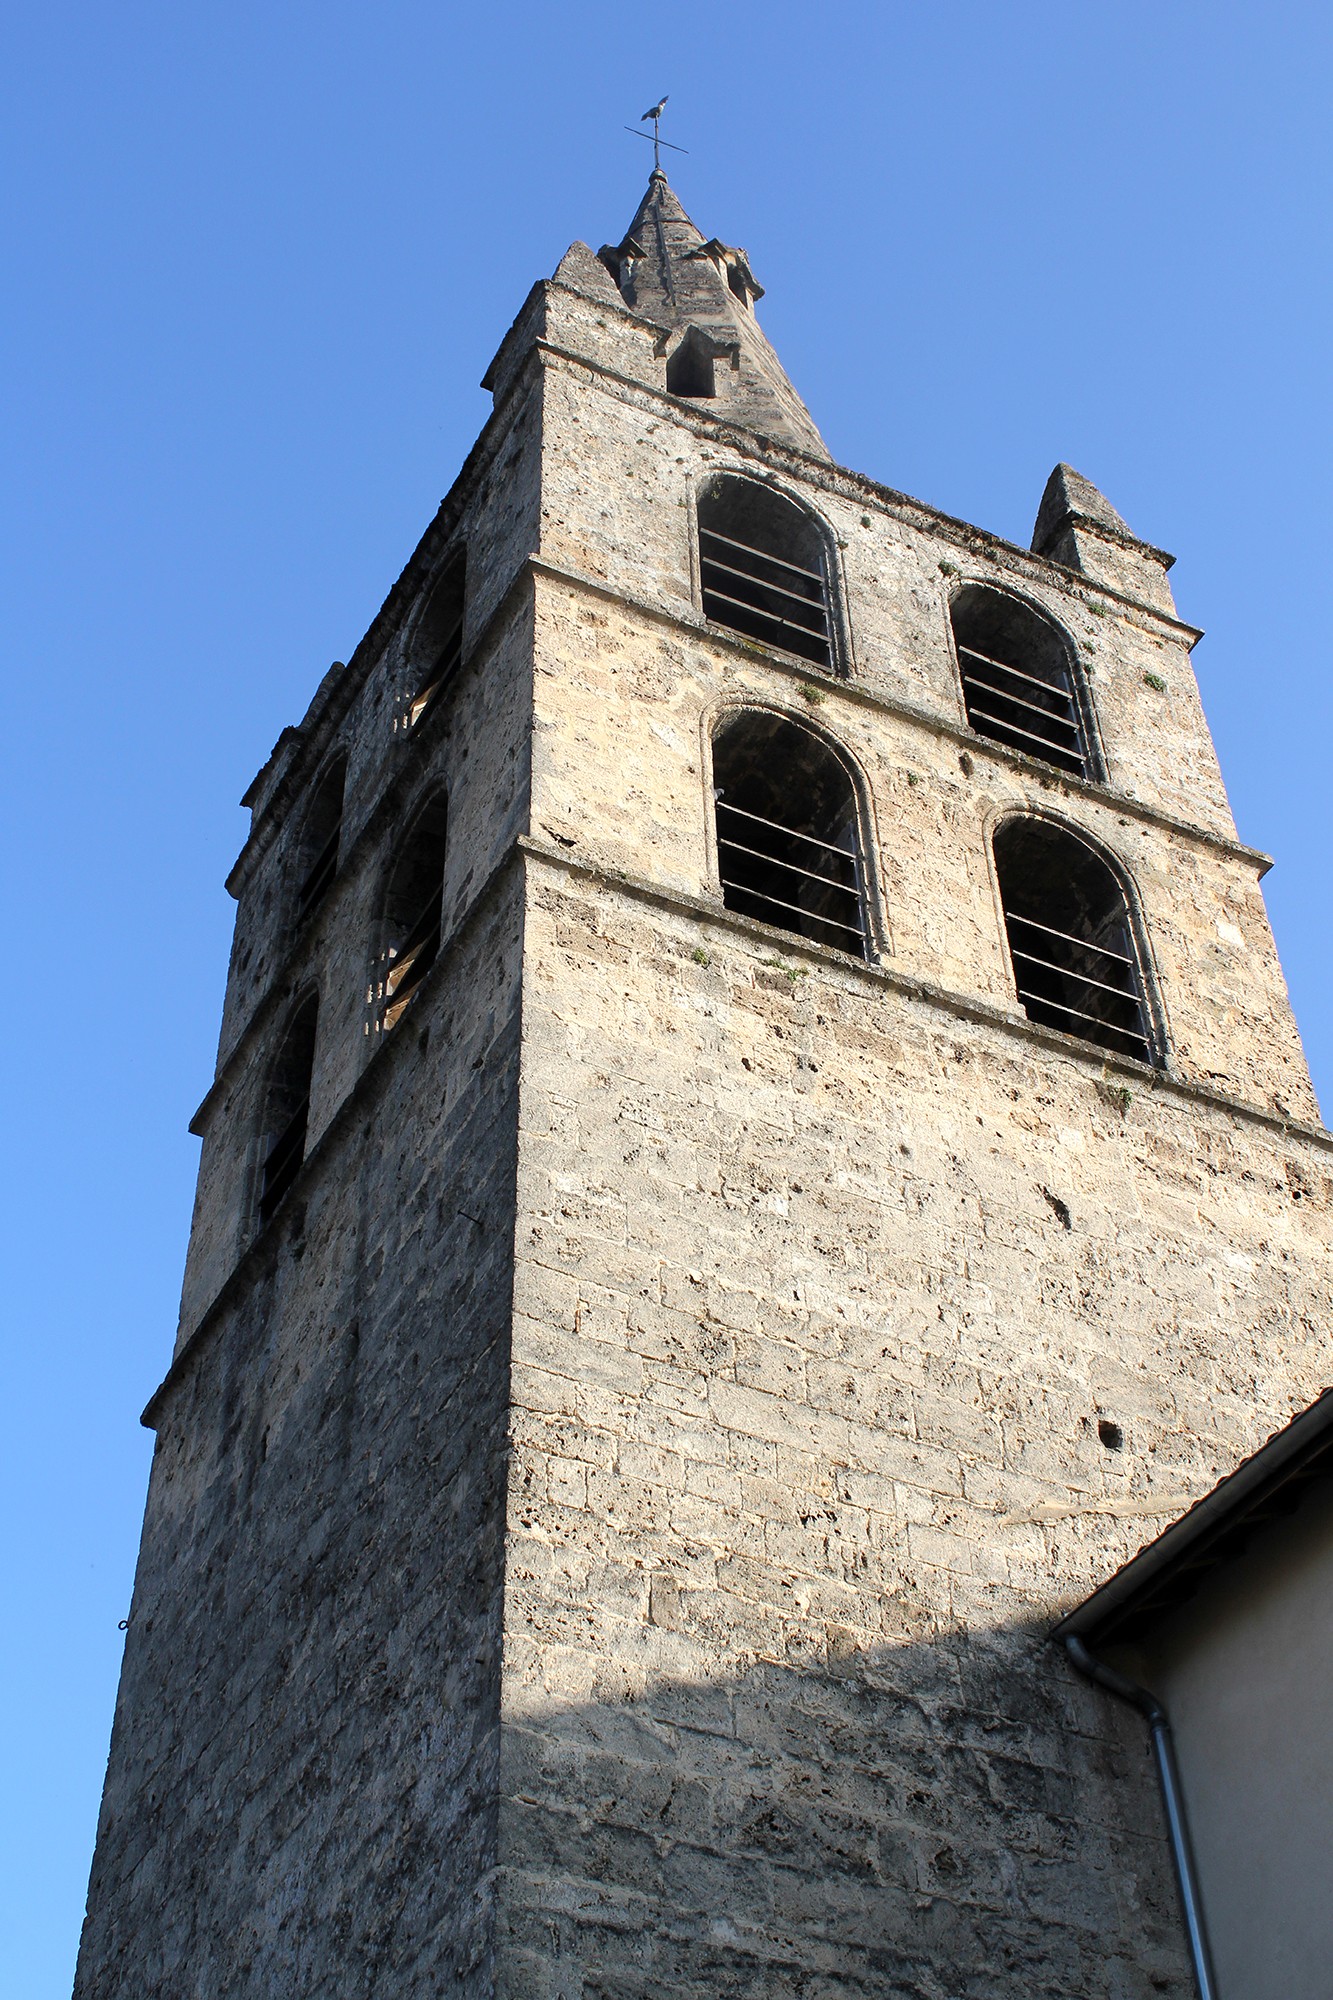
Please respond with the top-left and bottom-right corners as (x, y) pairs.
(3, 3), (1330, 1990)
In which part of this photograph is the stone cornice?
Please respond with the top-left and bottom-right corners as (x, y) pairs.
(199, 541), (1269, 1146)
(527, 556), (1270, 876)
(517, 835), (1331, 1153)
(529, 340), (1205, 644)
(1038, 507), (1176, 573)
(152, 829), (1330, 1433)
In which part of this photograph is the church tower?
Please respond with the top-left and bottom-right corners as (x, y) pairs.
(76, 170), (1333, 1998)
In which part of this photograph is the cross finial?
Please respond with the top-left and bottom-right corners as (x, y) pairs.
(624, 96), (688, 168)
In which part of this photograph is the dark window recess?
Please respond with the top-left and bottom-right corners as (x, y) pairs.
(995, 818), (1153, 1063)
(713, 711), (868, 959)
(295, 756), (347, 921)
(376, 793), (448, 1033)
(406, 554), (466, 729)
(951, 586), (1093, 780)
(698, 477), (833, 669)
(667, 329), (716, 399)
(258, 996), (318, 1223)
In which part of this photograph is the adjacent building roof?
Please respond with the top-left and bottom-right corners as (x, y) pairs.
(1054, 1390), (1333, 1648)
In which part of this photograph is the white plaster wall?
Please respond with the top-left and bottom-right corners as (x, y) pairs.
(1121, 1478), (1333, 2000)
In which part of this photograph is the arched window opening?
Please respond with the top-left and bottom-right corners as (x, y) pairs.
(994, 819), (1153, 1063)
(712, 711), (868, 959)
(258, 995), (319, 1224)
(295, 755), (347, 922)
(951, 586), (1093, 780)
(667, 329), (716, 399)
(698, 477), (833, 670)
(404, 553), (466, 730)
(375, 794), (448, 1034)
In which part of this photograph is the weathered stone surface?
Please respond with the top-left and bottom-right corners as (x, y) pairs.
(75, 170), (1332, 2000)
(78, 877), (523, 1995)
(502, 856), (1330, 1996)
(598, 171), (830, 460)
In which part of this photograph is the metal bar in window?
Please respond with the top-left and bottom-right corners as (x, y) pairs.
(716, 800), (855, 862)
(1009, 946), (1139, 1005)
(723, 878), (867, 945)
(297, 829), (340, 914)
(960, 672), (1080, 736)
(385, 932), (439, 1002)
(957, 645), (1073, 702)
(1015, 987), (1148, 1050)
(702, 584), (831, 647)
(259, 1098), (310, 1216)
(717, 835), (859, 900)
(408, 681), (442, 728)
(963, 705), (1086, 766)
(700, 552), (826, 615)
(698, 526), (826, 587)
(722, 869), (863, 927)
(385, 902), (442, 1005)
(409, 638), (463, 727)
(397, 889), (444, 961)
(1006, 910), (1136, 967)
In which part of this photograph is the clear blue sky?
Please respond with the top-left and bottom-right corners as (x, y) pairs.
(3, 3), (1329, 1990)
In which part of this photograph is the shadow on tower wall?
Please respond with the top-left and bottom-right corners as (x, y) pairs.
(493, 1620), (1193, 2000)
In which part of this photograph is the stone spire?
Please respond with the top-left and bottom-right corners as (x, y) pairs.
(1031, 462), (1178, 616)
(597, 170), (830, 460)
(1032, 463), (1134, 554)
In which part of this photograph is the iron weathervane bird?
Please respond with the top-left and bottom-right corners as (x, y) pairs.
(624, 96), (687, 169)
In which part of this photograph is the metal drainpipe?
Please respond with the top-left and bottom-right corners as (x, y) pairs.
(1064, 1635), (1219, 2000)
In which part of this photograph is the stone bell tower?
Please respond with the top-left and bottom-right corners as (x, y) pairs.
(76, 168), (1333, 1999)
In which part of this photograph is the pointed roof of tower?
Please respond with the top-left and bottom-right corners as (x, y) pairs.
(596, 170), (830, 460)
(1030, 462), (1177, 613)
(1032, 463), (1134, 556)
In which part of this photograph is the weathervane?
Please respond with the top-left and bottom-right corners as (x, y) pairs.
(624, 96), (688, 170)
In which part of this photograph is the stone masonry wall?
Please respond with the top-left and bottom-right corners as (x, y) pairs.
(534, 362), (1239, 846)
(497, 858), (1333, 1998)
(490, 331), (1332, 1994)
(526, 563), (1314, 1123)
(74, 871), (525, 2000)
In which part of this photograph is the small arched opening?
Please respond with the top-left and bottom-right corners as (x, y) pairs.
(994, 818), (1154, 1063)
(258, 994), (319, 1224)
(667, 329), (717, 400)
(951, 586), (1094, 780)
(712, 710), (869, 959)
(294, 754), (347, 923)
(698, 477), (834, 670)
(374, 793), (449, 1035)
